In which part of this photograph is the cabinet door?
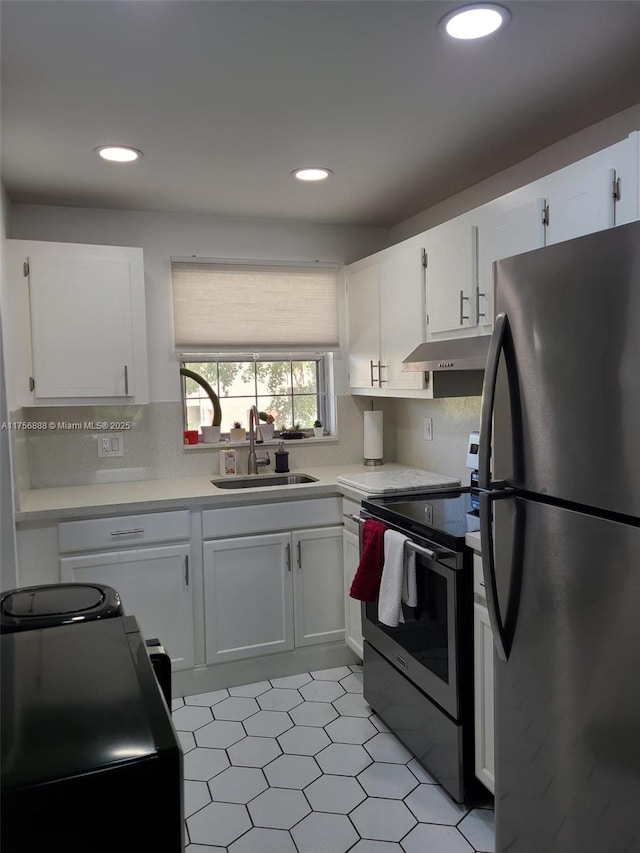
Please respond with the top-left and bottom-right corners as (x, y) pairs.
(60, 543), (194, 670)
(477, 198), (546, 330)
(545, 167), (615, 246)
(21, 241), (147, 402)
(474, 600), (495, 793)
(426, 224), (478, 337)
(203, 533), (293, 663)
(342, 528), (363, 659)
(379, 242), (426, 389)
(292, 526), (344, 647)
(346, 264), (381, 389)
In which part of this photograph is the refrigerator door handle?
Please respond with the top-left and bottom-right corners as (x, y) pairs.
(480, 488), (515, 662)
(479, 311), (509, 490)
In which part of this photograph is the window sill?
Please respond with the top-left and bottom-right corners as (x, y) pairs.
(183, 436), (338, 450)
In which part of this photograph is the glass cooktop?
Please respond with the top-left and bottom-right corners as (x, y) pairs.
(362, 488), (478, 549)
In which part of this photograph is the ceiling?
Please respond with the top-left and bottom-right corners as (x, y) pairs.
(2, 0), (640, 228)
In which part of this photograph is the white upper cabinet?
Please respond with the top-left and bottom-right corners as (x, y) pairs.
(346, 263), (381, 390)
(545, 132), (638, 244)
(477, 198), (546, 329)
(378, 240), (426, 390)
(5, 240), (149, 406)
(424, 223), (478, 339)
(346, 236), (426, 395)
(545, 166), (616, 246)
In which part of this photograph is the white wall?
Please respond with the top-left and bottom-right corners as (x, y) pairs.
(8, 206), (389, 402)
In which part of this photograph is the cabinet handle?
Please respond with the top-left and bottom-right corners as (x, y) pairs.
(110, 528), (145, 536)
(476, 288), (486, 324)
(124, 364), (129, 395)
(369, 360), (378, 387)
(297, 540), (302, 571)
(459, 290), (470, 324)
(377, 361), (387, 384)
(184, 555), (189, 586)
(286, 543), (291, 572)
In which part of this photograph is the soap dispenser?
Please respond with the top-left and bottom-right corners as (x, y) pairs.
(274, 441), (289, 473)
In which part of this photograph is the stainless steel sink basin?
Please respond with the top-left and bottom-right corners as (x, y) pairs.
(211, 474), (319, 489)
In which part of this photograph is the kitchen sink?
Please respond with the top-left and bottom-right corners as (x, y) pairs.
(211, 474), (319, 489)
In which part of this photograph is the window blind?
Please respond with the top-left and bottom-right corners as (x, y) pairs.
(171, 261), (340, 350)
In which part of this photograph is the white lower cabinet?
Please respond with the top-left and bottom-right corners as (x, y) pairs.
(204, 532), (294, 663)
(293, 527), (345, 648)
(60, 543), (195, 670)
(342, 528), (363, 658)
(473, 553), (495, 794)
(203, 525), (344, 665)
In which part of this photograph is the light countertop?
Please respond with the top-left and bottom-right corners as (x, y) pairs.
(465, 530), (481, 551)
(16, 463), (425, 523)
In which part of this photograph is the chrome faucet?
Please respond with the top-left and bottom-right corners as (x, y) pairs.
(248, 406), (271, 475)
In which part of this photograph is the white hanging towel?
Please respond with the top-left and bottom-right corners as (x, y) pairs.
(402, 546), (417, 609)
(378, 530), (414, 627)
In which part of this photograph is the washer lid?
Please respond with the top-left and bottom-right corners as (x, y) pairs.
(2, 584), (106, 618)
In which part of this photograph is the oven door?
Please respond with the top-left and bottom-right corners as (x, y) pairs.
(360, 518), (463, 720)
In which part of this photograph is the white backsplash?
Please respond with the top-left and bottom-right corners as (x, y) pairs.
(17, 396), (396, 489)
(13, 395), (479, 491)
(388, 396), (482, 485)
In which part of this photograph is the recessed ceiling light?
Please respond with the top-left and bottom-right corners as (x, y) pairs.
(441, 4), (510, 40)
(292, 167), (332, 182)
(96, 145), (143, 163)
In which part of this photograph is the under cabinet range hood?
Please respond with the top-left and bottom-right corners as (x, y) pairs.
(401, 336), (491, 397)
(403, 335), (491, 372)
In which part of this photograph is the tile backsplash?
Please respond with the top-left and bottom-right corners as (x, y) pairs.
(16, 396), (393, 489)
(12, 395), (479, 492)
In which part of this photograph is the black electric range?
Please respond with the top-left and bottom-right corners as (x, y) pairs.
(361, 487), (479, 550)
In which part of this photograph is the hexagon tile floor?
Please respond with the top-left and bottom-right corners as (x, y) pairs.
(172, 663), (495, 852)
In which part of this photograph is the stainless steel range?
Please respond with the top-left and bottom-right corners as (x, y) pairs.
(359, 488), (479, 803)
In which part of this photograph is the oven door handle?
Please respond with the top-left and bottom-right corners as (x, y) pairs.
(405, 540), (455, 566)
(343, 514), (364, 524)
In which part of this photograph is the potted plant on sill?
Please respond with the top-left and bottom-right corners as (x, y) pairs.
(313, 419), (324, 438)
(281, 422), (305, 440)
(258, 411), (275, 441)
(230, 421), (246, 441)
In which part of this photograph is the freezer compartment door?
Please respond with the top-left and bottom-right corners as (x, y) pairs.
(494, 496), (640, 853)
(491, 219), (640, 517)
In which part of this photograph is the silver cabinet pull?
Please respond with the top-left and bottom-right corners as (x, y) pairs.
(297, 540), (302, 571)
(377, 360), (387, 384)
(184, 555), (189, 586)
(124, 364), (129, 395)
(476, 288), (486, 324)
(459, 290), (470, 324)
(286, 543), (291, 572)
(110, 528), (145, 536)
(369, 360), (377, 387)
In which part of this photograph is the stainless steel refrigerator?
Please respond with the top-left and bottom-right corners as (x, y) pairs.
(478, 218), (640, 853)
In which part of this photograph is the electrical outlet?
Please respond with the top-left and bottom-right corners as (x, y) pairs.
(423, 417), (433, 441)
(97, 433), (124, 458)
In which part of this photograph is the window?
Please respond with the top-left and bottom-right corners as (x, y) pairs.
(172, 259), (339, 439)
(181, 355), (331, 434)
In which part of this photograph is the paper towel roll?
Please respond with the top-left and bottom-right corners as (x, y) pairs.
(363, 410), (383, 465)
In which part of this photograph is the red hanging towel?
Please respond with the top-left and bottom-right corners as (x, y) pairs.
(349, 519), (387, 602)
